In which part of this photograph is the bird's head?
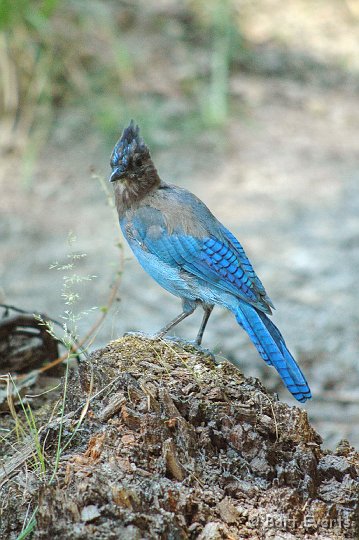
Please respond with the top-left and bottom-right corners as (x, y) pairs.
(110, 120), (152, 184)
(110, 121), (160, 210)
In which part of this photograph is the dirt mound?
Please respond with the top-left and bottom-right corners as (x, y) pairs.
(1, 336), (358, 539)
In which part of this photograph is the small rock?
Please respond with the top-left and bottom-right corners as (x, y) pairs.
(197, 522), (228, 540)
(122, 433), (136, 445)
(80, 504), (101, 523)
(318, 454), (354, 480)
(217, 496), (239, 524)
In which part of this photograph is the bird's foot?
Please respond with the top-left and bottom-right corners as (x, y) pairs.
(158, 336), (216, 361)
(123, 331), (155, 340)
(123, 332), (216, 362)
(123, 331), (183, 344)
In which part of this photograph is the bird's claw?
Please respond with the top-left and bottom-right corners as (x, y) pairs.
(160, 336), (216, 361)
(123, 332), (216, 362)
(123, 331), (154, 339)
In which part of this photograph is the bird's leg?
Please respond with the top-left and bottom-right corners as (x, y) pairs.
(154, 303), (196, 339)
(195, 305), (214, 345)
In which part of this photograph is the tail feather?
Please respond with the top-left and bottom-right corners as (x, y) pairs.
(235, 302), (311, 402)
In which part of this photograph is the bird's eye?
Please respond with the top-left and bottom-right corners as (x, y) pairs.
(134, 156), (142, 166)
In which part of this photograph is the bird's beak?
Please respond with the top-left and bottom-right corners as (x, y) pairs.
(109, 167), (125, 183)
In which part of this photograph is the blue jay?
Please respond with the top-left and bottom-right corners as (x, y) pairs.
(110, 121), (311, 403)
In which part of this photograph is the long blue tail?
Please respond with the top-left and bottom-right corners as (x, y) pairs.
(235, 302), (311, 402)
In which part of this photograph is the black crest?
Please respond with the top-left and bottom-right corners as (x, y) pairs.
(110, 120), (150, 178)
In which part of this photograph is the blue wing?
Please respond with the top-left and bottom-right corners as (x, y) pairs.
(123, 207), (273, 313)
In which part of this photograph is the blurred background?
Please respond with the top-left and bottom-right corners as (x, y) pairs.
(1, 0), (359, 448)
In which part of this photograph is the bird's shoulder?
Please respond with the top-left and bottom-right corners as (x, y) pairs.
(123, 182), (213, 237)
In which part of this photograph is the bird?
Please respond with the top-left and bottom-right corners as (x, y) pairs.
(109, 120), (311, 403)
